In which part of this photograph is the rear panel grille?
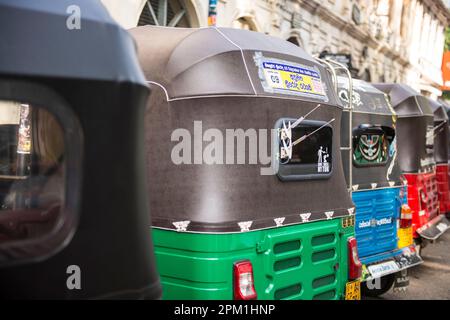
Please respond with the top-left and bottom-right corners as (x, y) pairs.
(353, 188), (400, 258)
(260, 221), (341, 300)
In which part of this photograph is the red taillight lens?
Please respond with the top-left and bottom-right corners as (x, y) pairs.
(400, 204), (413, 228)
(348, 237), (362, 280)
(233, 260), (257, 300)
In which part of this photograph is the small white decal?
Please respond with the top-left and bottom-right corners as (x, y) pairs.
(348, 208), (355, 215)
(371, 183), (378, 189)
(325, 211), (334, 220)
(352, 185), (359, 191)
(300, 213), (311, 222)
(172, 220), (190, 232)
(274, 217), (285, 227)
(318, 146), (330, 173)
(238, 221), (253, 232)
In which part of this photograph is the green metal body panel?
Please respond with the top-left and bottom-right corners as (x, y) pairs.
(152, 218), (354, 300)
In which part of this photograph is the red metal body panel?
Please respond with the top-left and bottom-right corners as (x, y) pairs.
(436, 164), (450, 214)
(404, 171), (439, 238)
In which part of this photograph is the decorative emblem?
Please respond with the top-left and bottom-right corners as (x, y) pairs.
(352, 184), (359, 191)
(238, 221), (253, 232)
(348, 208), (355, 216)
(371, 183), (378, 189)
(274, 217), (285, 227)
(300, 213), (311, 222)
(325, 211), (334, 220)
(359, 134), (381, 161)
(172, 220), (190, 232)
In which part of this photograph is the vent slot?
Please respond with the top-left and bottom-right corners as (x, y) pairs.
(311, 234), (335, 247)
(274, 257), (301, 272)
(312, 274), (336, 289)
(274, 283), (302, 300)
(313, 290), (336, 300)
(273, 240), (301, 254)
(312, 249), (336, 263)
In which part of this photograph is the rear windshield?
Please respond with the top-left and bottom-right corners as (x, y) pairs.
(277, 119), (333, 180)
(0, 101), (65, 244)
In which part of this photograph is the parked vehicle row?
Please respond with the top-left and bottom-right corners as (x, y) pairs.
(0, 0), (449, 300)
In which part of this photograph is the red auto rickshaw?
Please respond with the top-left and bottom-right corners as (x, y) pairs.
(429, 99), (450, 218)
(374, 84), (449, 251)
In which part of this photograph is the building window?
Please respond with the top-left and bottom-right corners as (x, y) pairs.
(233, 17), (258, 31)
(138, 0), (192, 27)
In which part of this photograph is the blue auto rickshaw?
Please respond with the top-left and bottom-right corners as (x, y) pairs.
(334, 77), (422, 296)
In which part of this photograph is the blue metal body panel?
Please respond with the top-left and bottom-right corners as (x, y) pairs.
(352, 188), (404, 259)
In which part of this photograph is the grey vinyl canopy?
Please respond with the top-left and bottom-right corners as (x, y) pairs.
(429, 98), (449, 164)
(374, 83), (435, 173)
(337, 78), (401, 190)
(439, 99), (450, 159)
(130, 26), (354, 233)
(131, 26), (339, 103)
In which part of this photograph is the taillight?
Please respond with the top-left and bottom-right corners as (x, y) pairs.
(348, 237), (362, 280)
(233, 260), (257, 300)
(400, 204), (413, 228)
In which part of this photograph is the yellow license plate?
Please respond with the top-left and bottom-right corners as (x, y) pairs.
(345, 280), (361, 300)
(398, 227), (413, 248)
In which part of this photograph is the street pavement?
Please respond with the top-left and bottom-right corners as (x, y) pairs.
(366, 231), (450, 300)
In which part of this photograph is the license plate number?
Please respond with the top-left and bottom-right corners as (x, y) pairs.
(345, 280), (361, 300)
(368, 261), (399, 278)
(398, 227), (413, 248)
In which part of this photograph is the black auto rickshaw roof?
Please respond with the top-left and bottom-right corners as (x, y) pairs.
(0, 0), (145, 85)
(130, 26), (340, 105)
(337, 78), (401, 189)
(429, 98), (449, 122)
(374, 83), (435, 173)
(337, 77), (394, 115)
(132, 26), (354, 233)
(373, 83), (433, 117)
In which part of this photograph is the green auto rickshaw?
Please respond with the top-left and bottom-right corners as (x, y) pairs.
(131, 26), (361, 300)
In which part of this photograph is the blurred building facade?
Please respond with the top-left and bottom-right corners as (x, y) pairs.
(101, 0), (450, 99)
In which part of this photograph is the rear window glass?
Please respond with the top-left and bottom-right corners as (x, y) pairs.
(277, 119), (333, 180)
(0, 101), (64, 244)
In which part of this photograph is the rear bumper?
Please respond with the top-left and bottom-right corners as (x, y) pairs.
(360, 246), (423, 282)
(416, 214), (450, 240)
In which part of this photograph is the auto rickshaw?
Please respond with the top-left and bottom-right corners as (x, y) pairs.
(332, 77), (421, 296)
(0, 0), (161, 299)
(374, 84), (449, 248)
(429, 99), (450, 220)
(131, 26), (361, 300)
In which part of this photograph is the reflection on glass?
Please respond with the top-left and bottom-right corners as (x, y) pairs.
(0, 101), (64, 244)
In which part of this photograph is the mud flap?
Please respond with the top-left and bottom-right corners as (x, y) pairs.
(393, 269), (409, 292)
(417, 215), (450, 240)
(362, 246), (423, 282)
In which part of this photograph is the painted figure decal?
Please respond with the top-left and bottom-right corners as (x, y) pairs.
(353, 127), (389, 165)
